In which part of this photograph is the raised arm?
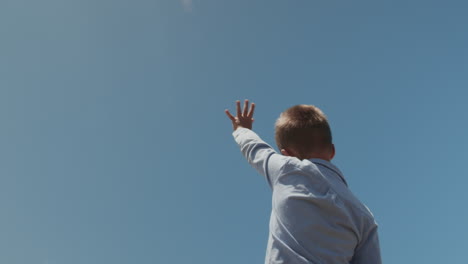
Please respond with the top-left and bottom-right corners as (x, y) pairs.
(225, 100), (289, 187)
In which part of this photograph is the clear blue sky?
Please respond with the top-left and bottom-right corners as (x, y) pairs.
(1, 0), (467, 263)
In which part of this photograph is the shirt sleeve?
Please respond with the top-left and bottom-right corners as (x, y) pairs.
(232, 128), (289, 188)
(350, 224), (382, 264)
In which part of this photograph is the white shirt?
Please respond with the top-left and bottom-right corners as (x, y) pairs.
(233, 128), (382, 264)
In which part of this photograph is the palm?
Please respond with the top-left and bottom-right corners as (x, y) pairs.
(225, 100), (255, 130)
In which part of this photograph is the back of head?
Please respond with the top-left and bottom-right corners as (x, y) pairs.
(275, 105), (333, 160)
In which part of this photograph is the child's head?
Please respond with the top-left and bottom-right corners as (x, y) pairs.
(275, 105), (335, 161)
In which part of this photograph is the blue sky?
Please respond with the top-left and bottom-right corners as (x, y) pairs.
(1, 0), (467, 263)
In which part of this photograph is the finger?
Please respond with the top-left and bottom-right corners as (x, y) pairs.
(248, 103), (255, 118)
(236, 100), (242, 117)
(243, 99), (249, 116)
(225, 109), (236, 122)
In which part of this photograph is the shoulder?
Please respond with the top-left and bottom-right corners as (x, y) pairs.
(273, 158), (331, 193)
(280, 157), (322, 174)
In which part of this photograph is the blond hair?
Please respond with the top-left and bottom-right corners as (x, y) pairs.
(275, 105), (332, 158)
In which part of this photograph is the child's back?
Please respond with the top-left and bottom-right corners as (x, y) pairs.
(226, 100), (381, 264)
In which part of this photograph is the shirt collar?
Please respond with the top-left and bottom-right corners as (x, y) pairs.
(308, 158), (348, 187)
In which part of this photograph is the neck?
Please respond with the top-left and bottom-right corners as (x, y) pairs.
(302, 154), (331, 161)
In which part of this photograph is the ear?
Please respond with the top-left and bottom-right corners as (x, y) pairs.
(329, 144), (336, 160)
(281, 148), (291, 156)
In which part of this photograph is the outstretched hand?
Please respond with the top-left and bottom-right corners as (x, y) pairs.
(225, 99), (255, 131)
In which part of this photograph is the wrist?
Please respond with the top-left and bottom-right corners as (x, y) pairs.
(235, 125), (250, 131)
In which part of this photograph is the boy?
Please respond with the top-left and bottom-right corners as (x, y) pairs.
(225, 100), (381, 264)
